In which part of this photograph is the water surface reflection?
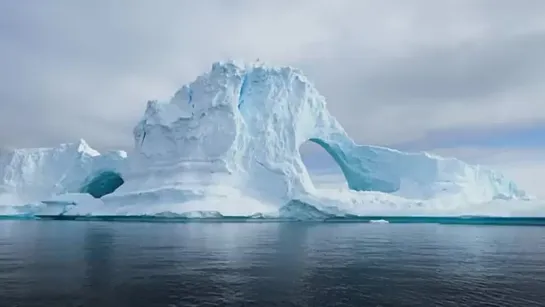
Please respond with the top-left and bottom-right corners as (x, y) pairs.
(0, 221), (544, 306)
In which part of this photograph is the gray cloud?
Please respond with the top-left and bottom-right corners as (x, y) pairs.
(1, 0), (544, 151)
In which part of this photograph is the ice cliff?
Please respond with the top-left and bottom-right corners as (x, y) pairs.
(0, 61), (532, 218)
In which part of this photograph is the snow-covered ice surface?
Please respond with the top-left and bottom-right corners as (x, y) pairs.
(1, 61), (544, 220)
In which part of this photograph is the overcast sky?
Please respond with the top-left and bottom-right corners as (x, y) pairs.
(1, 1), (544, 194)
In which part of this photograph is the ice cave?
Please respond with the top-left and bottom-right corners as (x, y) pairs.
(79, 171), (124, 198)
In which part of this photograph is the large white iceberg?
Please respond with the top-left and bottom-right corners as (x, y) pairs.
(0, 61), (538, 218)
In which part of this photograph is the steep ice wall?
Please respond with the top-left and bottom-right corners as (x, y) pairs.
(127, 61), (526, 207)
(0, 139), (126, 205)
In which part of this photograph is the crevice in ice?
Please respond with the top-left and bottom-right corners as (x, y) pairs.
(79, 170), (124, 198)
(187, 87), (193, 104)
(237, 73), (249, 109)
(140, 131), (147, 148)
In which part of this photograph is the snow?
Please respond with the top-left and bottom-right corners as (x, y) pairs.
(0, 60), (542, 219)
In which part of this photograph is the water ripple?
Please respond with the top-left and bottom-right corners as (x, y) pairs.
(0, 221), (544, 306)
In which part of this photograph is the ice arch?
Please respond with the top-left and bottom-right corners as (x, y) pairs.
(307, 138), (398, 193)
(299, 139), (346, 188)
(79, 170), (124, 198)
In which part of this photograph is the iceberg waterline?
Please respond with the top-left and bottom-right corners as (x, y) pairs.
(0, 61), (542, 220)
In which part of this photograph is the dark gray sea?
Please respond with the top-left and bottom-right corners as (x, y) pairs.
(1, 221), (545, 307)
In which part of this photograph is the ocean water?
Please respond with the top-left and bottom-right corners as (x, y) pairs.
(1, 221), (545, 307)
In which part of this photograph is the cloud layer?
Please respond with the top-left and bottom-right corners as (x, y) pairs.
(1, 0), (544, 153)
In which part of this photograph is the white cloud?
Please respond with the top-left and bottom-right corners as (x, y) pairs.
(0, 0), (544, 150)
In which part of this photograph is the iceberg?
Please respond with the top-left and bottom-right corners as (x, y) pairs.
(0, 140), (126, 213)
(0, 61), (539, 219)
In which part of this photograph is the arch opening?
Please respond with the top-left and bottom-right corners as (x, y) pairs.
(299, 139), (347, 189)
(80, 170), (124, 198)
(308, 138), (398, 193)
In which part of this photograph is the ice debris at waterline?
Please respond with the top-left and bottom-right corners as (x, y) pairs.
(0, 61), (542, 220)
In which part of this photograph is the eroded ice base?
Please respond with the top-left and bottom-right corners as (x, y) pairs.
(4, 174), (543, 221)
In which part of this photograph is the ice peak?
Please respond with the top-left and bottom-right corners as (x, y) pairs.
(75, 139), (99, 156)
(208, 60), (305, 80)
(56, 139), (100, 157)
